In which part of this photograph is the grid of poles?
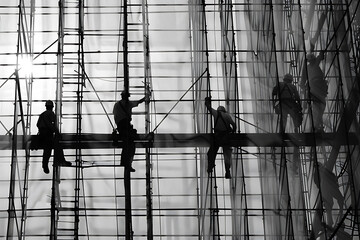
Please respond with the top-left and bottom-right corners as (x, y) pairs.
(1, 0), (360, 239)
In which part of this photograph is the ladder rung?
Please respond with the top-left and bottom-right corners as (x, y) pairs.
(64, 43), (80, 45)
(129, 86), (146, 89)
(61, 116), (78, 120)
(64, 27), (79, 31)
(57, 228), (75, 231)
(128, 23), (144, 26)
(63, 57), (79, 60)
(63, 82), (79, 84)
(58, 207), (75, 211)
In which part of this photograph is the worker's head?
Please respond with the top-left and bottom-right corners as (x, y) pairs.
(283, 73), (293, 83)
(217, 106), (226, 112)
(306, 53), (316, 63)
(121, 91), (130, 99)
(45, 100), (54, 110)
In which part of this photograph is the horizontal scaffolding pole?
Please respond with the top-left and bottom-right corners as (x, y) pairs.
(0, 132), (358, 149)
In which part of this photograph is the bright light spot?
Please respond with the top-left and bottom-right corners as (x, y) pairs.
(19, 56), (33, 76)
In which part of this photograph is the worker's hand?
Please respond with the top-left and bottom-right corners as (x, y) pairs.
(145, 85), (152, 101)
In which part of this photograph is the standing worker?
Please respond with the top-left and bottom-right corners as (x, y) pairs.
(113, 89), (150, 172)
(205, 97), (236, 179)
(272, 73), (303, 133)
(301, 51), (328, 132)
(37, 100), (71, 174)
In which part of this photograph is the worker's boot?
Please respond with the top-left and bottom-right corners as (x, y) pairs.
(57, 159), (72, 167)
(225, 164), (231, 179)
(54, 148), (72, 167)
(42, 161), (49, 174)
(225, 171), (231, 179)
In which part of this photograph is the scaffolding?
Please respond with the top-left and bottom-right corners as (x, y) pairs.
(1, 0), (360, 239)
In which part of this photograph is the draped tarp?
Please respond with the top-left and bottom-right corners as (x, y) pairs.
(243, 1), (308, 239)
(188, 0), (215, 238)
(219, 1), (248, 239)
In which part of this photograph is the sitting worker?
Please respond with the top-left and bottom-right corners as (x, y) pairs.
(301, 51), (328, 132)
(272, 73), (303, 133)
(37, 100), (71, 174)
(205, 96), (236, 179)
(113, 89), (150, 172)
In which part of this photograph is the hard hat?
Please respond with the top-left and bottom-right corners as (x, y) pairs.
(121, 91), (130, 98)
(217, 106), (226, 112)
(45, 100), (54, 107)
(283, 73), (293, 82)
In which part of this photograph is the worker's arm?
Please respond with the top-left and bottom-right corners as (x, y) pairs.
(136, 85), (152, 105)
(272, 85), (278, 99)
(204, 97), (216, 116)
(137, 97), (146, 104)
(230, 118), (236, 133)
(316, 50), (325, 64)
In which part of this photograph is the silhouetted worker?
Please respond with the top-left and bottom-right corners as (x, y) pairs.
(272, 73), (303, 133)
(313, 162), (344, 228)
(37, 100), (71, 174)
(205, 97), (236, 179)
(113, 90), (149, 172)
(301, 51), (328, 132)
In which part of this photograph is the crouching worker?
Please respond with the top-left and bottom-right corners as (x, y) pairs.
(205, 97), (236, 179)
(37, 100), (72, 174)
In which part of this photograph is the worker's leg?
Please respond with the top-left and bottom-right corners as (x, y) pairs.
(120, 126), (137, 172)
(312, 100), (326, 131)
(119, 124), (131, 167)
(40, 133), (53, 174)
(324, 202), (334, 227)
(127, 140), (136, 172)
(290, 106), (303, 133)
(54, 145), (72, 166)
(53, 135), (71, 167)
(280, 109), (288, 133)
(334, 189), (344, 217)
(121, 139), (130, 166)
(42, 148), (52, 174)
(223, 146), (232, 179)
(207, 144), (219, 173)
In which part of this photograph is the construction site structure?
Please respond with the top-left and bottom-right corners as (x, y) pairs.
(1, 0), (360, 239)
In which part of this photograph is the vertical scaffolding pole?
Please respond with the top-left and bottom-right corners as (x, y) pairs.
(141, 0), (153, 238)
(7, 1), (33, 237)
(189, 0), (215, 238)
(123, 1), (133, 239)
(218, 0), (249, 238)
(50, 1), (64, 238)
(74, 1), (85, 238)
(7, 71), (20, 240)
